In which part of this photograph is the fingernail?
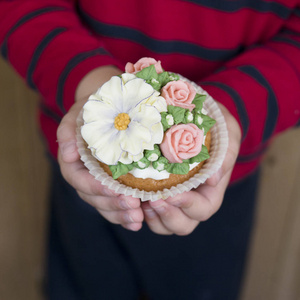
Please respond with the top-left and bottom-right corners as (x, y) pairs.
(151, 200), (167, 213)
(119, 196), (139, 209)
(125, 213), (134, 223)
(125, 223), (142, 232)
(120, 199), (131, 209)
(165, 195), (182, 207)
(154, 205), (167, 213)
(170, 200), (182, 207)
(144, 208), (156, 219)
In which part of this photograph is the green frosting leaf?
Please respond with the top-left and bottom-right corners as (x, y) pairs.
(167, 105), (187, 124)
(192, 93), (206, 113)
(149, 78), (161, 90)
(183, 110), (194, 124)
(144, 145), (161, 161)
(166, 162), (190, 175)
(135, 66), (180, 91)
(160, 112), (171, 131)
(194, 113), (204, 128)
(168, 73), (180, 82)
(109, 162), (134, 179)
(136, 64), (158, 81)
(158, 71), (180, 86)
(157, 72), (171, 87)
(188, 145), (210, 164)
(152, 156), (169, 172)
(200, 114), (216, 135)
(133, 157), (151, 169)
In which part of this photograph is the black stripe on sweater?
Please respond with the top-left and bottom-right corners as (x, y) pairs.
(182, 0), (291, 19)
(79, 11), (244, 62)
(56, 48), (108, 113)
(237, 144), (268, 163)
(239, 65), (278, 143)
(276, 29), (300, 38)
(27, 27), (67, 90)
(39, 103), (62, 124)
(201, 81), (249, 141)
(272, 36), (300, 49)
(294, 8), (300, 18)
(1, 7), (67, 60)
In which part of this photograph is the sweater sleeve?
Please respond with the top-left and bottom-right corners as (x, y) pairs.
(0, 0), (124, 116)
(199, 7), (300, 180)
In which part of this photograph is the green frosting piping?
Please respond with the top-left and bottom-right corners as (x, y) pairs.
(135, 65), (180, 91)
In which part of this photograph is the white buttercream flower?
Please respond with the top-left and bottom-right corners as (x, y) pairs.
(81, 74), (167, 165)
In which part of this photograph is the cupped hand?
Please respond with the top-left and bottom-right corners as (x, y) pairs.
(142, 103), (241, 235)
(57, 66), (143, 231)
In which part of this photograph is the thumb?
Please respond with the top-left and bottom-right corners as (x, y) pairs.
(57, 102), (83, 163)
(205, 102), (241, 187)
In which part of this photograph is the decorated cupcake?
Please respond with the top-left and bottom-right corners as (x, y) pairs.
(77, 58), (228, 201)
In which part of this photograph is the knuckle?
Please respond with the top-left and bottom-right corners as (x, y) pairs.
(127, 209), (143, 223)
(206, 173), (220, 187)
(90, 182), (103, 195)
(56, 121), (69, 141)
(180, 197), (193, 209)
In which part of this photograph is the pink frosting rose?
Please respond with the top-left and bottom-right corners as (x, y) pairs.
(161, 80), (196, 111)
(125, 57), (163, 74)
(160, 124), (204, 163)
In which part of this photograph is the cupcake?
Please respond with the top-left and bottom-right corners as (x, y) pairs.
(77, 58), (228, 201)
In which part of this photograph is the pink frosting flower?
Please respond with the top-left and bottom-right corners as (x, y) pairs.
(161, 80), (196, 111)
(125, 57), (163, 74)
(160, 124), (204, 163)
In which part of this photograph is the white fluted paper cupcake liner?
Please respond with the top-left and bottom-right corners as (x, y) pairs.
(76, 76), (228, 201)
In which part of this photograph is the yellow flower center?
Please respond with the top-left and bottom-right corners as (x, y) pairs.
(114, 113), (131, 130)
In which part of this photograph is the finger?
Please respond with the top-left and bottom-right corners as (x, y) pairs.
(78, 192), (142, 212)
(121, 222), (143, 232)
(206, 103), (241, 186)
(58, 156), (118, 196)
(61, 158), (141, 209)
(142, 202), (173, 235)
(166, 169), (231, 221)
(205, 141), (238, 186)
(99, 207), (144, 228)
(165, 190), (218, 222)
(57, 100), (85, 163)
(148, 200), (199, 235)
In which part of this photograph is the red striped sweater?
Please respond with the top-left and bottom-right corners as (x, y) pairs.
(1, 0), (300, 182)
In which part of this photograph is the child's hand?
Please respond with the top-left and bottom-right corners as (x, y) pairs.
(57, 66), (144, 232)
(142, 103), (241, 235)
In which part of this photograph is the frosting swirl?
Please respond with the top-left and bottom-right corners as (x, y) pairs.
(125, 57), (163, 74)
(161, 80), (196, 111)
(160, 124), (204, 163)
